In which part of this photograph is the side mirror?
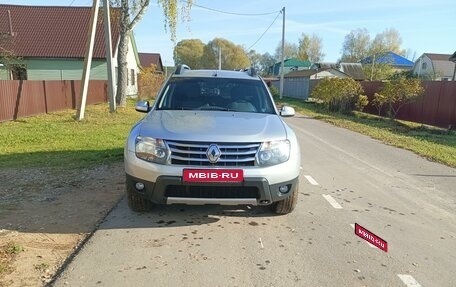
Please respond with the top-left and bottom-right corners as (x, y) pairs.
(135, 101), (150, 113)
(280, 106), (295, 117)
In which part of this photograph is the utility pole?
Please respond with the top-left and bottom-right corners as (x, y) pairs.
(103, 0), (116, 112)
(77, 0), (100, 121)
(279, 7), (285, 99)
(218, 46), (222, 70)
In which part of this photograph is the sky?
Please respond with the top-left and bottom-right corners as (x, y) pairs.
(3, 0), (456, 66)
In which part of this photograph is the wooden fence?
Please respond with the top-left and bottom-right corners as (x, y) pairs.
(361, 81), (456, 129)
(0, 80), (107, 122)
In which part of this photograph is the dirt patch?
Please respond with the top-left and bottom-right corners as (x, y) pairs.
(0, 162), (125, 287)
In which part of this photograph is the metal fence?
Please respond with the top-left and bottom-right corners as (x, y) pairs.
(271, 78), (321, 100)
(0, 80), (107, 122)
(272, 78), (455, 128)
(361, 81), (456, 129)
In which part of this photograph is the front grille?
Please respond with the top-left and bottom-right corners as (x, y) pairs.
(165, 185), (259, 199)
(166, 140), (260, 167)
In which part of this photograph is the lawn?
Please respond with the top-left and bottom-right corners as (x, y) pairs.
(1, 98), (455, 169)
(0, 101), (144, 169)
(277, 97), (456, 168)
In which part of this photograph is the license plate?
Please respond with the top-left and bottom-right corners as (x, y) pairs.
(183, 169), (244, 183)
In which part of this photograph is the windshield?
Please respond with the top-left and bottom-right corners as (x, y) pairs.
(156, 77), (276, 114)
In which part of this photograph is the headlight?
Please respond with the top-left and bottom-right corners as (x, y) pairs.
(256, 140), (290, 166)
(135, 136), (170, 164)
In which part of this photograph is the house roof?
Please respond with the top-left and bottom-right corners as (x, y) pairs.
(138, 53), (163, 72)
(450, 51), (456, 62)
(420, 53), (456, 78)
(360, 51), (414, 68)
(340, 62), (365, 80)
(0, 4), (121, 59)
(285, 68), (348, 78)
(425, 53), (452, 61)
(282, 58), (312, 68)
(268, 58), (311, 75)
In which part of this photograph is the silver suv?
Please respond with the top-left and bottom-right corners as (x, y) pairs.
(124, 65), (301, 214)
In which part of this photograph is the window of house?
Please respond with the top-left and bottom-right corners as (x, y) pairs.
(130, 69), (135, 86)
(11, 65), (27, 80)
(421, 62), (427, 70)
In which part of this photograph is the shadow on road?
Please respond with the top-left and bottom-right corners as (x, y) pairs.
(99, 198), (279, 230)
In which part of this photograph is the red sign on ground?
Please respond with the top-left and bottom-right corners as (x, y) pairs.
(183, 169), (244, 183)
(354, 223), (388, 252)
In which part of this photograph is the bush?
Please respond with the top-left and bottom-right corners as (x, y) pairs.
(138, 64), (165, 100)
(377, 77), (424, 119)
(311, 78), (364, 113)
(355, 95), (369, 111)
(269, 85), (279, 99)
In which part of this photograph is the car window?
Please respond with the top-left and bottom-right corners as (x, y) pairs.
(156, 77), (276, 114)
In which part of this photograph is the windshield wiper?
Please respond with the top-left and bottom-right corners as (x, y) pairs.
(197, 106), (233, 111)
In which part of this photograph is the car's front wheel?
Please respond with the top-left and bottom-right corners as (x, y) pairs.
(126, 184), (153, 212)
(272, 181), (299, 214)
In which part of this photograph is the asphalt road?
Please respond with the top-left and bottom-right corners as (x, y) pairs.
(53, 115), (456, 287)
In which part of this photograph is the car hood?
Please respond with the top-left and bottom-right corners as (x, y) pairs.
(138, 110), (288, 142)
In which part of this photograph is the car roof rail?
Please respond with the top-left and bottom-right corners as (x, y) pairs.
(235, 67), (258, 77)
(246, 67), (257, 77)
(175, 64), (191, 75)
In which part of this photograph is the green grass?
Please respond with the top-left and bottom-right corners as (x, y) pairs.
(2, 97), (455, 169)
(0, 243), (23, 276)
(0, 100), (144, 169)
(278, 97), (456, 168)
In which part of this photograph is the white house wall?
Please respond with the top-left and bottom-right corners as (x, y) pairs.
(113, 37), (139, 97)
(413, 55), (433, 78)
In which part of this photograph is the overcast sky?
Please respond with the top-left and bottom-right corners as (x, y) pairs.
(4, 0), (456, 66)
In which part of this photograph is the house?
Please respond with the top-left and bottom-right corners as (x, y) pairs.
(412, 53), (456, 81)
(138, 53), (164, 73)
(339, 63), (365, 80)
(311, 62), (365, 80)
(285, 68), (349, 80)
(269, 67), (350, 100)
(450, 51), (456, 81)
(360, 51), (414, 72)
(268, 58), (311, 76)
(0, 4), (140, 96)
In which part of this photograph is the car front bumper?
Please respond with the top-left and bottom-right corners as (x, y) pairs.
(126, 173), (299, 206)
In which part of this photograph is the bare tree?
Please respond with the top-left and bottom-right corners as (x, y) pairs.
(369, 28), (405, 56)
(274, 41), (298, 61)
(297, 33), (325, 63)
(113, 0), (193, 107)
(0, 32), (24, 78)
(340, 28), (371, 62)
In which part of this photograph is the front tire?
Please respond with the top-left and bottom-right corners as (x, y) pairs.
(126, 184), (152, 212)
(272, 181), (299, 215)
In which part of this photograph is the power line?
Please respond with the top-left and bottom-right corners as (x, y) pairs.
(246, 10), (281, 51)
(68, 0), (76, 6)
(178, 1), (283, 51)
(181, 0), (280, 16)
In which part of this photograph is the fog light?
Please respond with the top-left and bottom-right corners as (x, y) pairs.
(135, 182), (145, 191)
(279, 185), (289, 194)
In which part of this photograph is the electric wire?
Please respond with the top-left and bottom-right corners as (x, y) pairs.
(181, 0), (280, 16)
(246, 10), (281, 51)
(178, 1), (282, 50)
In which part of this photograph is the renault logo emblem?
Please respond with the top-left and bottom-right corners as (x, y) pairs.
(206, 144), (221, 163)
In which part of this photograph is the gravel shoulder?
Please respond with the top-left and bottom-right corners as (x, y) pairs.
(0, 162), (125, 287)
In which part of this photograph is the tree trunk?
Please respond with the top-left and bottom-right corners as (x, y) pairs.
(116, 1), (131, 107)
